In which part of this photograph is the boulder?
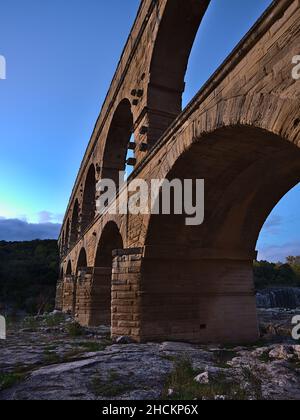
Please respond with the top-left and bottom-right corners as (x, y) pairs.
(194, 371), (209, 384)
(115, 336), (136, 345)
(268, 345), (295, 361)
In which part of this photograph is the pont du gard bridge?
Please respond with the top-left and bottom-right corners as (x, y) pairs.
(56, 0), (300, 344)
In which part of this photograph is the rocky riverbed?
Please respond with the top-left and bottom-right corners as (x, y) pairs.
(0, 309), (300, 401)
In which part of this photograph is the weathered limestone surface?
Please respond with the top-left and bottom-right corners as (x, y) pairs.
(56, 0), (300, 344)
(1, 311), (300, 400)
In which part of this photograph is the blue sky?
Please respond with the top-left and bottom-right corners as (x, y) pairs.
(0, 0), (299, 261)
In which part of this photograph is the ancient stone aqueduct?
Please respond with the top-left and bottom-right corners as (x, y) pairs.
(56, 0), (300, 344)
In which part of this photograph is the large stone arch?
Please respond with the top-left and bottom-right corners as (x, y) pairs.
(136, 89), (300, 246)
(145, 126), (300, 245)
(55, 265), (65, 311)
(65, 218), (70, 250)
(59, 231), (65, 256)
(100, 99), (134, 188)
(146, 0), (210, 146)
(81, 164), (96, 232)
(94, 221), (124, 267)
(76, 247), (88, 273)
(67, 247), (88, 321)
(57, 0), (300, 343)
(66, 260), (72, 276)
(88, 221), (124, 326)
(139, 121), (300, 344)
(70, 200), (80, 246)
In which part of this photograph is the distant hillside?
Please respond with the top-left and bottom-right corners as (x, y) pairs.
(0, 239), (299, 315)
(0, 240), (59, 314)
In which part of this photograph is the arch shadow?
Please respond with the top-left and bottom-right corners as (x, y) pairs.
(101, 99), (134, 189)
(82, 165), (96, 232)
(141, 125), (300, 343)
(89, 222), (124, 326)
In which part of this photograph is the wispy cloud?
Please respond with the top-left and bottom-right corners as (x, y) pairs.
(37, 211), (63, 224)
(258, 241), (300, 263)
(0, 217), (61, 241)
(262, 214), (283, 235)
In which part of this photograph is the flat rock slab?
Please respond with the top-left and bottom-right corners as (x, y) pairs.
(1, 311), (300, 400)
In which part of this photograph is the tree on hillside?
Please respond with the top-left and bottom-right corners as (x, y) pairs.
(254, 257), (300, 289)
(0, 240), (59, 314)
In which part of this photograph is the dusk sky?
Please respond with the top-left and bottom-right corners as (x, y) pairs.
(0, 0), (299, 262)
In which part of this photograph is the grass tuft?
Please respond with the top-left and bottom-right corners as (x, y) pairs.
(74, 341), (108, 352)
(90, 370), (135, 397)
(163, 357), (248, 401)
(43, 313), (65, 327)
(67, 322), (84, 337)
(0, 372), (26, 391)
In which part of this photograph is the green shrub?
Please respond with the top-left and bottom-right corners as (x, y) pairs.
(75, 341), (108, 352)
(0, 373), (25, 391)
(43, 313), (65, 327)
(90, 370), (135, 397)
(22, 316), (40, 330)
(67, 322), (84, 337)
(163, 357), (248, 401)
(254, 258), (300, 289)
(0, 240), (59, 314)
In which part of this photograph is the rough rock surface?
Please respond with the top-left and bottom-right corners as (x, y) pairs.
(0, 310), (300, 401)
(258, 308), (300, 340)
